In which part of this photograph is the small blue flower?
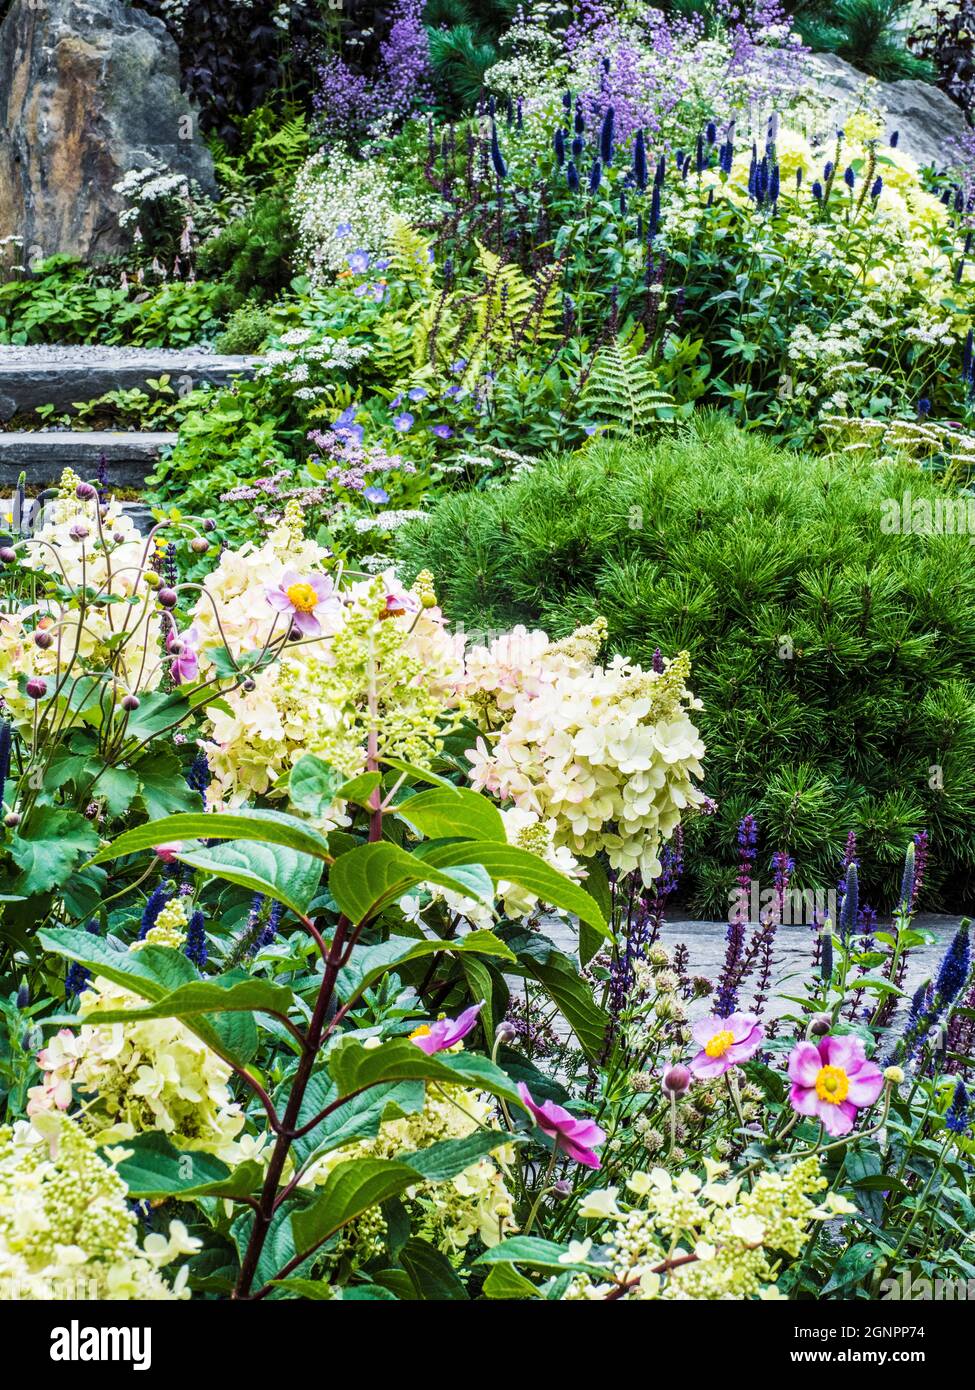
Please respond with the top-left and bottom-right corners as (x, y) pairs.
(393, 412), (414, 433)
(450, 358), (467, 375)
(347, 249), (370, 274)
(812, 180), (823, 201)
(430, 424), (453, 439)
(917, 397), (931, 417)
(363, 485), (389, 504)
(336, 221), (352, 237)
(408, 387), (428, 402)
(844, 166), (855, 190)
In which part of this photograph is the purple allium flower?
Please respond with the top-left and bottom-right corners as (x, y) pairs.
(787, 1035), (883, 1137)
(517, 1084), (606, 1169)
(393, 411), (414, 433)
(688, 1012), (764, 1078)
(265, 571), (340, 637)
(410, 1001), (483, 1054)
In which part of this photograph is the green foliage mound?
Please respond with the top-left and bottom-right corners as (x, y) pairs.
(398, 416), (975, 913)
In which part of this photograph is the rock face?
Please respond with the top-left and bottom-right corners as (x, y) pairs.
(808, 53), (970, 170)
(0, 0), (214, 264)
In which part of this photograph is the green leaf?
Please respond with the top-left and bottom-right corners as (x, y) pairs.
(579, 857), (612, 965)
(483, 1263), (541, 1298)
(335, 771), (382, 808)
(821, 1241), (880, 1294)
(289, 754), (343, 817)
(401, 1129), (515, 1183)
(268, 1278), (335, 1300)
(327, 1037), (524, 1109)
(37, 929), (248, 1065)
(423, 842), (610, 938)
(378, 756), (456, 790)
(337, 930), (514, 1006)
(328, 841), (496, 926)
(460, 955), (497, 1040)
(290, 1079), (425, 1170)
(10, 808), (100, 895)
(88, 807), (330, 865)
(504, 929), (609, 1062)
(95, 766), (141, 819)
(105, 1132), (262, 1199)
(290, 1158), (421, 1264)
(399, 1237), (469, 1300)
(175, 840), (322, 921)
(133, 749), (202, 820)
(82, 971), (295, 1025)
(476, 1236), (598, 1272)
(395, 787), (506, 843)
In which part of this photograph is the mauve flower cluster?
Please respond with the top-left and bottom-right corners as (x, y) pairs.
(306, 428), (416, 494)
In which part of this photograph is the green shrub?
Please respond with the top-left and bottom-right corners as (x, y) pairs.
(196, 188), (297, 310)
(397, 415), (975, 913)
(214, 301), (274, 354)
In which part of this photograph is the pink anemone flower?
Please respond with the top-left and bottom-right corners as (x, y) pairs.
(517, 1084), (606, 1169)
(409, 1001), (483, 1055)
(265, 571), (339, 637)
(168, 624), (199, 685)
(787, 1034), (884, 1137)
(688, 1012), (765, 1079)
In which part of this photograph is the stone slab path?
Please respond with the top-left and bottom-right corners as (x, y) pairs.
(0, 345), (261, 420)
(0, 430), (177, 488)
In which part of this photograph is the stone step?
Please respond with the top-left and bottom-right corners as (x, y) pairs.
(0, 348), (261, 421)
(0, 431), (176, 488)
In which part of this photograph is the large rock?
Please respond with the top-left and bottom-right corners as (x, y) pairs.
(807, 53), (970, 170)
(0, 0), (214, 264)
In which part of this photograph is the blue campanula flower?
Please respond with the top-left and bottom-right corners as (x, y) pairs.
(430, 424), (453, 439)
(408, 387), (427, 402)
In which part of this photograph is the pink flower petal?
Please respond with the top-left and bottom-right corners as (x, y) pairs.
(789, 1082), (821, 1116)
(787, 1041), (822, 1087)
(845, 1064), (884, 1107)
(822, 1034), (866, 1072)
(817, 1098), (855, 1137)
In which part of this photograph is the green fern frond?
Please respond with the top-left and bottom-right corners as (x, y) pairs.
(583, 338), (675, 434)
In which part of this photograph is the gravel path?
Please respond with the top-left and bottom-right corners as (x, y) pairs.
(0, 345), (218, 362)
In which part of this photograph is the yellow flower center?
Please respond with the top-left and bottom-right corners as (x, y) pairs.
(815, 1064), (849, 1105)
(409, 1024), (432, 1040)
(286, 581), (319, 613)
(704, 1029), (735, 1058)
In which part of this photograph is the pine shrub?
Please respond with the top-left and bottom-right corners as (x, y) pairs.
(398, 416), (975, 914)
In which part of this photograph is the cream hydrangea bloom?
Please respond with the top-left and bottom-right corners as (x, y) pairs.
(27, 922), (245, 1163)
(0, 1115), (197, 1300)
(463, 623), (706, 883)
